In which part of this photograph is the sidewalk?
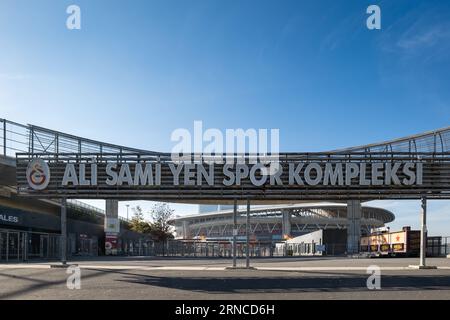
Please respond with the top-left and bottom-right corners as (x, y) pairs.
(1, 256), (450, 272)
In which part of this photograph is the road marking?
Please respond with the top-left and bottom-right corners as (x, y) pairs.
(80, 266), (226, 271)
(0, 264), (51, 269)
(256, 267), (412, 271)
(2, 264), (449, 271)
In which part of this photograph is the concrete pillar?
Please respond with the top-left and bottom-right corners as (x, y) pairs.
(346, 200), (361, 254)
(232, 198), (237, 268)
(61, 198), (67, 264)
(281, 209), (291, 239)
(420, 197), (427, 267)
(182, 220), (190, 239)
(105, 200), (119, 255)
(246, 198), (250, 268)
(409, 197), (436, 269)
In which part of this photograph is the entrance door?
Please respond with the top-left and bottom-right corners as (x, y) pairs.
(0, 231), (6, 261)
(40, 234), (49, 258)
(79, 238), (89, 255)
(7, 232), (20, 261)
(17, 232), (26, 261)
(48, 235), (60, 259)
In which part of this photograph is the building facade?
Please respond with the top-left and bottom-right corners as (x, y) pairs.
(0, 195), (153, 262)
(282, 229), (347, 256)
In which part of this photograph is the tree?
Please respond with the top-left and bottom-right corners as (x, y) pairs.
(129, 205), (151, 234)
(149, 203), (174, 241)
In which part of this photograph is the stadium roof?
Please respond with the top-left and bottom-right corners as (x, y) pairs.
(170, 202), (395, 224)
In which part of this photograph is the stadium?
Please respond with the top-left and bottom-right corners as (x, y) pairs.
(171, 203), (395, 241)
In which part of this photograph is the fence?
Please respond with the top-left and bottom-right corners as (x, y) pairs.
(151, 240), (276, 258)
(427, 236), (450, 257)
(0, 118), (150, 158)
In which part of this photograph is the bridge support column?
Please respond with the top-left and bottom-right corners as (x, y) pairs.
(281, 209), (291, 239)
(233, 198), (237, 268)
(246, 198), (250, 268)
(61, 198), (67, 265)
(347, 200), (361, 255)
(410, 197), (436, 269)
(420, 197), (427, 267)
(105, 200), (119, 255)
(182, 220), (190, 239)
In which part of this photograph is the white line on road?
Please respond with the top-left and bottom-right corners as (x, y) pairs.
(1, 264), (449, 271)
(0, 264), (51, 269)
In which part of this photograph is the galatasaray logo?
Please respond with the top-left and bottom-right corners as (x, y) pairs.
(26, 159), (50, 190)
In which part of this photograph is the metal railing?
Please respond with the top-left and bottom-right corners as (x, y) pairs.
(3, 118), (450, 159)
(152, 240), (275, 257)
(67, 199), (131, 223)
(0, 119), (133, 223)
(331, 125), (450, 154)
(0, 118), (154, 159)
(0, 119), (30, 157)
(428, 236), (450, 256)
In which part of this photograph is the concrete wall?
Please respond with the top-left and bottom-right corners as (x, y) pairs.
(286, 229), (347, 256)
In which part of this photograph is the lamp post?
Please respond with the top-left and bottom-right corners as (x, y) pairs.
(126, 204), (130, 221)
(420, 197), (427, 267)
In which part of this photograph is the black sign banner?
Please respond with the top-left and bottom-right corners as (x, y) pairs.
(15, 152), (450, 202)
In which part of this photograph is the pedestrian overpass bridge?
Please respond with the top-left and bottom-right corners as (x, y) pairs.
(1, 118), (450, 264)
(2, 118), (450, 203)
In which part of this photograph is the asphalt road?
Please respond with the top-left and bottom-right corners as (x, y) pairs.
(1, 257), (450, 300)
(17, 255), (450, 268)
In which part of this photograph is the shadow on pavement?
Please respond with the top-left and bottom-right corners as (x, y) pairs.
(106, 269), (450, 294)
(0, 269), (109, 299)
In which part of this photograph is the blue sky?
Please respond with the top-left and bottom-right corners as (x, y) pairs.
(1, 0), (450, 234)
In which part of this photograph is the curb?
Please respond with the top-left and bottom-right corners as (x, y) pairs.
(50, 263), (79, 269)
(408, 265), (438, 270)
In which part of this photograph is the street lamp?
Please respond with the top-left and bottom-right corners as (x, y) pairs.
(126, 204), (130, 221)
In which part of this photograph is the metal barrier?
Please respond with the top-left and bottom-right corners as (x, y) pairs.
(427, 236), (450, 256)
(443, 237), (450, 256)
(118, 239), (153, 256)
(0, 118), (152, 158)
(67, 199), (131, 224)
(151, 240), (275, 258)
(3, 118), (450, 158)
(0, 119), (29, 157)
